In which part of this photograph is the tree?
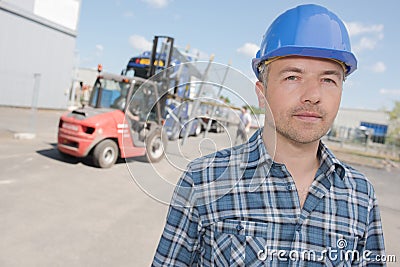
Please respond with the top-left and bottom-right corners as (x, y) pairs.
(219, 95), (230, 104)
(387, 101), (400, 147)
(248, 105), (264, 115)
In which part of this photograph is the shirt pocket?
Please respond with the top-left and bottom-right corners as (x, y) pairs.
(324, 232), (359, 267)
(210, 219), (270, 267)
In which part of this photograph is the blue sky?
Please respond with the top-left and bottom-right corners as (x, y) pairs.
(76, 0), (400, 111)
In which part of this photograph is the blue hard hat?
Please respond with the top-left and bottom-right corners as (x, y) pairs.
(252, 4), (357, 78)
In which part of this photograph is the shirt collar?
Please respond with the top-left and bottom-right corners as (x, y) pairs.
(239, 128), (346, 180)
(318, 141), (346, 179)
(239, 128), (272, 169)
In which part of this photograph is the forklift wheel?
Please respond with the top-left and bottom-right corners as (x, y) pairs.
(93, 139), (119, 168)
(145, 128), (167, 163)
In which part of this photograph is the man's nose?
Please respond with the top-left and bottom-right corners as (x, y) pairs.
(300, 80), (321, 104)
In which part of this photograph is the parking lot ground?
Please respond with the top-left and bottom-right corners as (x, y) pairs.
(0, 106), (398, 266)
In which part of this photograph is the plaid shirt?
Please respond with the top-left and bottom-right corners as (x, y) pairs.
(152, 129), (386, 266)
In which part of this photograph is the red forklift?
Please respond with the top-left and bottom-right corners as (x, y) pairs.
(57, 36), (175, 168)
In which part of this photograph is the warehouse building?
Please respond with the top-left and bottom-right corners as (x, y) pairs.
(0, 0), (81, 109)
(331, 108), (390, 144)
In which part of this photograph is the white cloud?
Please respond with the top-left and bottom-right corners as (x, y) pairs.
(142, 0), (170, 8)
(128, 35), (152, 51)
(379, 88), (400, 96)
(371, 62), (386, 73)
(237, 43), (259, 57)
(173, 14), (181, 21)
(346, 22), (384, 36)
(346, 22), (384, 53)
(123, 11), (134, 18)
(354, 37), (379, 52)
(95, 44), (104, 57)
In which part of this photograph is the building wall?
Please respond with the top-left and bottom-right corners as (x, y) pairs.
(67, 68), (99, 108)
(77, 68), (99, 87)
(7, 0), (35, 11)
(332, 108), (391, 143)
(334, 108), (389, 129)
(0, 1), (80, 109)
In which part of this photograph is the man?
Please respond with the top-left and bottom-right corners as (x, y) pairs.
(152, 4), (385, 266)
(235, 106), (252, 145)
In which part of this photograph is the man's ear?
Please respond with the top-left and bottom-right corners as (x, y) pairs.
(255, 81), (266, 109)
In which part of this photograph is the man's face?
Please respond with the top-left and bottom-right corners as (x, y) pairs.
(256, 56), (344, 144)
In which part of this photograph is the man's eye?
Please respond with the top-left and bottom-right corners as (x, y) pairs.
(322, 78), (336, 84)
(285, 76), (297, 81)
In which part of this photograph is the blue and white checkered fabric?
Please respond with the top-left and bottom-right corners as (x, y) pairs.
(152, 129), (386, 266)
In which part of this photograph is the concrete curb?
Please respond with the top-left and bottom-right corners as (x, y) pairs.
(13, 132), (36, 140)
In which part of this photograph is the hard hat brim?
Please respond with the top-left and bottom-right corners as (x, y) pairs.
(252, 46), (357, 79)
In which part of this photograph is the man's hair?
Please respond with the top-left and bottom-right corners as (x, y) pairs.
(258, 63), (270, 88)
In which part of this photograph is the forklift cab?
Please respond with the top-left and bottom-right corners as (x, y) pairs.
(88, 72), (163, 146)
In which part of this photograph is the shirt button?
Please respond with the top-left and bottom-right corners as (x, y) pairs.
(236, 224), (243, 232)
(257, 250), (267, 261)
(286, 184), (293, 191)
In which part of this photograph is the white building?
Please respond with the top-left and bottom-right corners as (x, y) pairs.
(0, 0), (81, 109)
(333, 108), (390, 143)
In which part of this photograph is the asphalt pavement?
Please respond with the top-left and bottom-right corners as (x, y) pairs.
(0, 106), (398, 266)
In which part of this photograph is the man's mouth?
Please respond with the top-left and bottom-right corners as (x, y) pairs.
(293, 111), (323, 122)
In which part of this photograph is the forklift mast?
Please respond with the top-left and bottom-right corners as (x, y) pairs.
(148, 36), (174, 79)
